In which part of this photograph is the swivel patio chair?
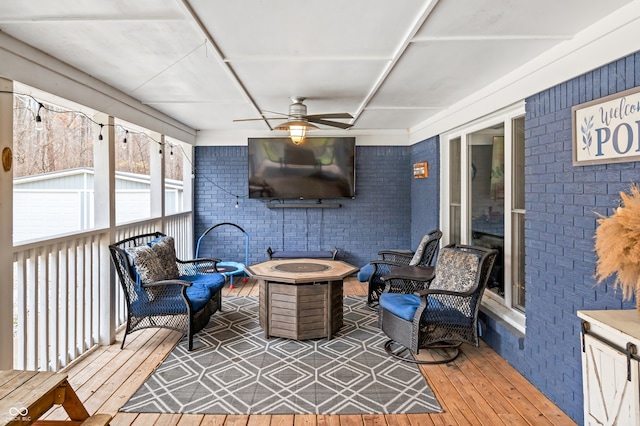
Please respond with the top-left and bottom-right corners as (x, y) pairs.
(378, 244), (497, 364)
(109, 232), (226, 350)
(365, 229), (442, 308)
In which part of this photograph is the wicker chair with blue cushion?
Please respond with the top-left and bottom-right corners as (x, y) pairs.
(378, 244), (497, 364)
(109, 232), (226, 350)
(365, 229), (442, 308)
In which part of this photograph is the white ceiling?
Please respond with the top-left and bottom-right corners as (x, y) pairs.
(0, 0), (635, 139)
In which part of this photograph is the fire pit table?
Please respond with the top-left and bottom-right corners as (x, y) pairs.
(245, 258), (359, 340)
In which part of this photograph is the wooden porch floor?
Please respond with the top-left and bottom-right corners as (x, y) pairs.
(45, 277), (576, 426)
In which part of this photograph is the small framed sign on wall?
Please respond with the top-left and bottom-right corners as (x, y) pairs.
(413, 162), (428, 178)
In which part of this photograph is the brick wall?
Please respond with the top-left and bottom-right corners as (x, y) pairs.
(512, 53), (640, 422)
(194, 144), (412, 268)
(410, 136), (440, 249)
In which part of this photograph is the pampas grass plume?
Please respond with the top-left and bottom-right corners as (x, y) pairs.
(595, 184), (640, 308)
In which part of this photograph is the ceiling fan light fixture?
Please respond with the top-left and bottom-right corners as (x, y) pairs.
(275, 120), (319, 144)
(289, 125), (307, 145)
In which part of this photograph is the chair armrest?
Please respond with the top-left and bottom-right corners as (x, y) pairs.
(177, 258), (221, 275)
(381, 266), (435, 295)
(141, 279), (192, 288)
(378, 249), (414, 264)
(370, 259), (411, 269)
(414, 286), (475, 298)
(383, 265), (435, 282)
(139, 279), (191, 302)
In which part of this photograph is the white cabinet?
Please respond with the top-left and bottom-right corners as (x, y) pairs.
(578, 310), (640, 426)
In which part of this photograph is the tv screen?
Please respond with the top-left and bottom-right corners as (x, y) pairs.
(248, 137), (356, 199)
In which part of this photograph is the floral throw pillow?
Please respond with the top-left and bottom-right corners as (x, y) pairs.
(127, 236), (179, 284)
(148, 236), (180, 280)
(127, 245), (167, 284)
(430, 248), (480, 292)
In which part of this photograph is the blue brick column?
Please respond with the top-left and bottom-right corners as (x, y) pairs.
(410, 136), (440, 249)
(520, 53), (640, 423)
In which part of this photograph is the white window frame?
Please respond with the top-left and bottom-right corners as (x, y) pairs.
(439, 102), (526, 333)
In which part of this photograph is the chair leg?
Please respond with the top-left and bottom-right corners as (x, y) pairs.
(384, 339), (462, 364)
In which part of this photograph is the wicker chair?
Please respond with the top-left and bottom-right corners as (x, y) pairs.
(378, 244), (498, 364)
(365, 229), (442, 308)
(109, 232), (226, 350)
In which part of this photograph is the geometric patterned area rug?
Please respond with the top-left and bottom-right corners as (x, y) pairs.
(120, 296), (442, 415)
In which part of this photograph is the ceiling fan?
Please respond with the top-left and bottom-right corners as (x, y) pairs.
(234, 97), (353, 144)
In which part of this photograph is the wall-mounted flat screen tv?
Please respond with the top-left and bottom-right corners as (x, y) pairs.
(248, 137), (356, 199)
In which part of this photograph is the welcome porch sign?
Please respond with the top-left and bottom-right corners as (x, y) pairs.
(573, 87), (640, 166)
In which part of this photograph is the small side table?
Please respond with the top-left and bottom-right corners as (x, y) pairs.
(382, 265), (436, 294)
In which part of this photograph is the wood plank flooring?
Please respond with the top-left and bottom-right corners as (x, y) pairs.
(43, 277), (576, 425)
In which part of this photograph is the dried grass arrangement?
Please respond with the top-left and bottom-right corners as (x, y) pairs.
(595, 184), (640, 309)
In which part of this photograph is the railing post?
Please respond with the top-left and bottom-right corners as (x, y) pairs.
(0, 78), (14, 369)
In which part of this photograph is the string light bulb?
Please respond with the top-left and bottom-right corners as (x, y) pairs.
(98, 124), (104, 141)
(235, 196), (239, 208)
(123, 130), (128, 144)
(35, 103), (43, 131)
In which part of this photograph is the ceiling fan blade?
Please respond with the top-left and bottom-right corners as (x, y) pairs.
(306, 117), (353, 129)
(305, 113), (353, 120)
(261, 109), (290, 117)
(233, 117), (287, 122)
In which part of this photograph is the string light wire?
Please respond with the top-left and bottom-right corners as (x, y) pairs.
(1, 89), (245, 202)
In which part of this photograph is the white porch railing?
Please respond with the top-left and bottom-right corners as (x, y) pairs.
(13, 212), (192, 372)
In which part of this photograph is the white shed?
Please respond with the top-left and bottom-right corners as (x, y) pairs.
(13, 168), (183, 243)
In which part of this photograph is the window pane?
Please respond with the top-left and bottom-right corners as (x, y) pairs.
(449, 137), (461, 243)
(470, 138), (504, 298)
(513, 116), (525, 210)
(165, 138), (185, 214)
(13, 89), (95, 243)
(512, 212), (526, 311)
(115, 120), (152, 224)
(512, 115), (526, 311)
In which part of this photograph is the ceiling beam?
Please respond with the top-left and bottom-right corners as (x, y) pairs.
(179, 0), (273, 130)
(411, 35), (573, 42)
(0, 16), (183, 23)
(350, 0), (441, 125)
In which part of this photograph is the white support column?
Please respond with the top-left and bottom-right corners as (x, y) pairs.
(182, 143), (194, 213)
(94, 113), (115, 229)
(183, 144), (195, 257)
(94, 113), (116, 345)
(0, 79), (14, 369)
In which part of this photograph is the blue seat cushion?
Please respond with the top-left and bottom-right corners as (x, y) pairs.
(380, 293), (421, 321)
(131, 284), (210, 315)
(130, 273), (224, 316)
(185, 284), (213, 311)
(380, 293), (471, 326)
(357, 263), (374, 282)
(180, 273), (225, 296)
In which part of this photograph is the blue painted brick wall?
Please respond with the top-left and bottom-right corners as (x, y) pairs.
(514, 52), (640, 423)
(194, 144), (412, 268)
(410, 136), (440, 250)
